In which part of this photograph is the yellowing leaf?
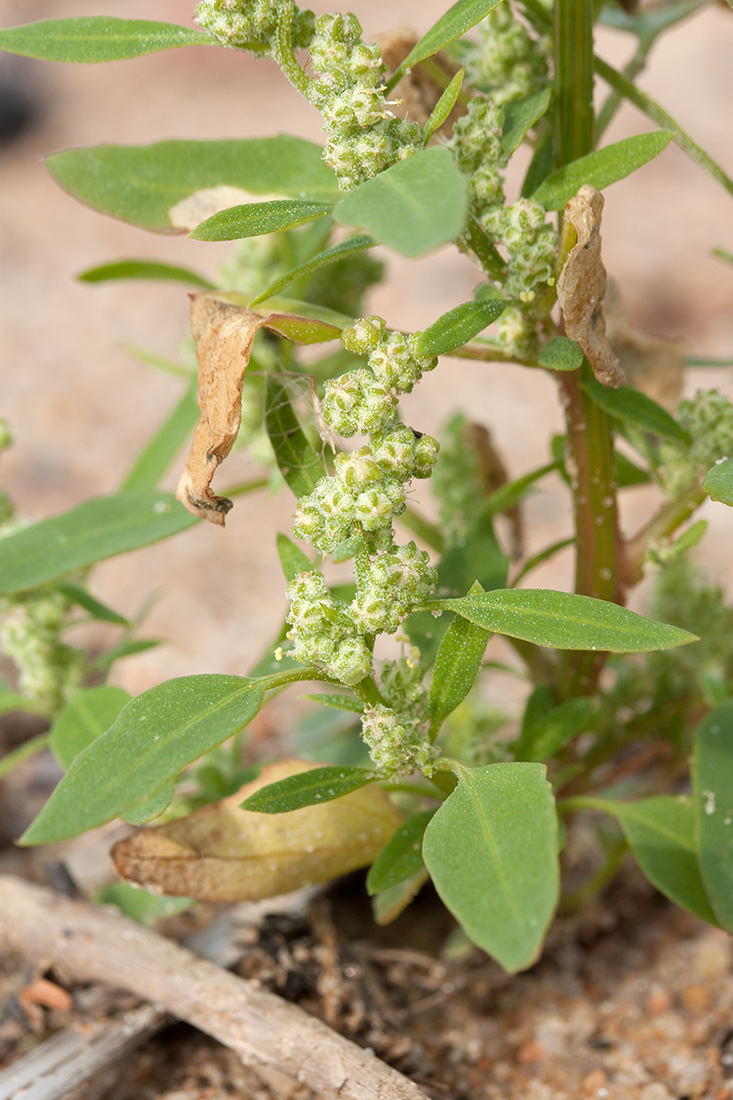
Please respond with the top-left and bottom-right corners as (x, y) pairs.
(112, 760), (402, 902)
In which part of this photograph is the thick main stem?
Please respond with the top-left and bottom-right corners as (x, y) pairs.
(554, 0), (621, 696)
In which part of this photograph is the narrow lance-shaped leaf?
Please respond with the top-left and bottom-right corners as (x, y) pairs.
(366, 811), (434, 894)
(501, 87), (552, 156)
(429, 581), (490, 735)
(423, 762), (559, 972)
(595, 57), (733, 200)
(191, 200), (334, 242)
(21, 675), (265, 845)
(576, 795), (718, 926)
(54, 581), (129, 625)
(426, 588), (698, 652)
(265, 375), (323, 500)
(703, 458), (733, 507)
(122, 383), (200, 492)
(693, 701), (733, 930)
(583, 378), (690, 443)
(78, 260), (215, 288)
(276, 532), (313, 583)
(424, 68), (465, 140)
(514, 687), (594, 763)
(248, 235), (374, 307)
(0, 18), (214, 63)
(45, 137), (339, 232)
(385, 0), (504, 92)
(531, 130), (674, 210)
(0, 491), (197, 597)
(414, 299), (506, 357)
(333, 147), (468, 258)
(241, 765), (377, 814)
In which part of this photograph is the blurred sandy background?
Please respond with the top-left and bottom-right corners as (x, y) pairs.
(1, 0), (732, 702)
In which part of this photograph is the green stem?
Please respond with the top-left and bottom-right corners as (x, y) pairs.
(273, 4), (317, 103)
(259, 665), (336, 691)
(623, 485), (707, 587)
(554, 0), (594, 168)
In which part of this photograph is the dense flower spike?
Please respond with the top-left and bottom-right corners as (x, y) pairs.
(194, 0), (314, 51)
(462, 2), (551, 106)
(0, 592), (83, 713)
(660, 390), (733, 497)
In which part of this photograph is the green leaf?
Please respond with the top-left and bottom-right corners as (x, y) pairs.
(49, 686), (132, 772)
(521, 129), (555, 198)
(703, 457), (733, 507)
(191, 200), (334, 242)
(483, 460), (560, 518)
(501, 87), (552, 156)
(600, 0), (707, 42)
(241, 765), (376, 813)
(693, 701), (733, 929)
(0, 18), (214, 62)
(276, 532), (312, 582)
(121, 782), (175, 825)
(429, 582), (490, 735)
(303, 692), (364, 714)
(366, 811), (434, 894)
(0, 491), (198, 596)
(514, 686), (594, 762)
(427, 588), (698, 652)
(713, 247), (733, 267)
(333, 147), (468, 258)
(95, 881), (194, 926)
(615, 449), (651, 488)
(595, 57), (733, 200)
(372, 869), (430, 925)
(583, 379), (689, 443)
(265, 375), (323, 499)
(583, 795), (718, 926)
(414, 299), (506, 357)
(78, 260), (214, 288)
(90, 638), (161, 672)
(424, 68), (465, 139)
(531, 130), (674, 210)
(423, 762), (559, 971)
(248, 235), (374, 307)
(21, 675), (264, 845)
(45, 137), (339, 232)
(538, 336), (583, 372)
(121, 384), (200, 492)
(385, 0), (504, 92)
(54, 581), (129, 625)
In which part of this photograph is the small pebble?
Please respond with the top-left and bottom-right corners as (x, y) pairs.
(581, 1068), (608, 1093)
(517, 1039), (547, 1064)
(639, 1083), (672, 1100)
(680, 983), (711, 1014)
(646, 988), (671, 1014)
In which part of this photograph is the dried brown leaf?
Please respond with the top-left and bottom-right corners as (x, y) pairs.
(112, 760), (402, 903)
(604, 281), (685, 412)
(557, 185), (625, 388)
(176, 294), (271, 525)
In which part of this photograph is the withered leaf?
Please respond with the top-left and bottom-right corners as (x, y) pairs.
(604, 280), (685, 412)
(557, 184), (625, 388)
(112, 760), (402, 903)
(176, 294), (268, 525)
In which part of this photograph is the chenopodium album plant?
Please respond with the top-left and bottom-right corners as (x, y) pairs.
(1, 0), (733, 971)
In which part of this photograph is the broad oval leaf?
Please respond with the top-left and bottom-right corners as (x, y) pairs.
(78, 260), (214, 288)
(121, 782), (176, 826)
(21, 675), (265, 846)
(45, 138), (339, 232)
(583, 379), (689, 443)
(241, 764), (376, 813)
(49, 685), (131, 772)
(112, 760), (401, 902)
(703, 457), (733, 506)
(333, 147), (468, 258)
(531, 130), (674, 211)
(0, 18), (214, 62)
(191, 199), (334, 242)
(414, 299), (506, 357)
(366, 810), (434, 894)
(693, 701), (733, 930)
(423, 762), (559, 972)
(538, 336), (584, 372)
(585, 795), (718, 926)
(248, 234), (374, 307)
(427, 588), (698, 652)
(372, 869), (430, 925)
(385, 0), (504, 92)
(0, 491), (198, 596)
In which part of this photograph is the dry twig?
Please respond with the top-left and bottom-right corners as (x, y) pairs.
(0, 875), (429, 1100)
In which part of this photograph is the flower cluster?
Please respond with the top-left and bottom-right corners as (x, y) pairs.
(450, 98), (506, 212)
(286, 570), (371, 686)
(462, 2), (550, 107)
(659, 390), (733, 497)
(194, 0), (314, 51)
(308, 14), (423, 188)
(0, 591), (84, 714)
(360, 703), (437, 775)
